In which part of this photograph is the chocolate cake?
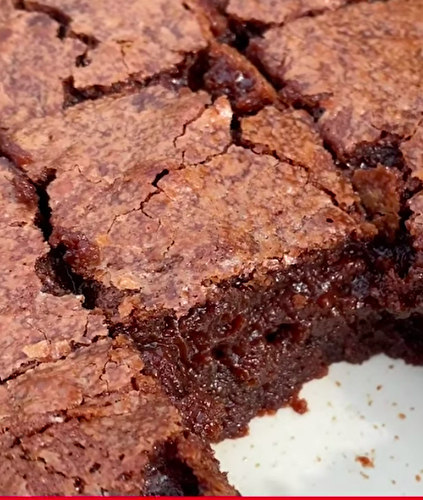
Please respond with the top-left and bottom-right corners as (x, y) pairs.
(1, 0), (423, 494)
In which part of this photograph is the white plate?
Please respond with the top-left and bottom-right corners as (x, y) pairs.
(214, 355), (423, 495)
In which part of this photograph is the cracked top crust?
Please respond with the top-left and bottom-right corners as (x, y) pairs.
(227, 0), (346, 25)
(240, 106), (356, 209)
(22, 0), (206, 88)
(8, 86), (361, 316)
(0, 159), (108, 380)
(0, 0), (207, 129)
(0, 5), (83, 129)
(251, 0), (423, 158)
(0, 336), (237, 495)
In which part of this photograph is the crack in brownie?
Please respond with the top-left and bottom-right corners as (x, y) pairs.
(0, 158), (108, 379)
(249, 0), (423, 160)
(1, 0), (423, 494)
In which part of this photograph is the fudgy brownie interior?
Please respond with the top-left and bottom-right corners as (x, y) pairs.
(1, 0), (423, 492)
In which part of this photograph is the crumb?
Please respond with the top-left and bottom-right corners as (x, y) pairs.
(250, 444), (255, 449)
(373, 424), (379, 429)
(290, 436), (295, 440)
(398, 413), (406, 420)
(242, 456), (247, 462)
(416, 474), (421, 482)
(289, 393), (308, 414)
(255, 463), (260, 468)
(394, 435), (399, 440)
(327, 401), (333, 407)
(360, 472), (370, 479)
(377, 385), (383, 390)
(332, 416), (337, 422)
(382, 423), (386, 427)
(356, 456), (374, 468)
(389, 364), (394, 369)
(368, 399), (373, 406)
(410, 407), (415, 411)
(392, 402), (398, 407)
(391, 480), (396, 485)
(390, 456), (395, 460)
(335, 381), (341, 387)
(316, 456), (322, 462)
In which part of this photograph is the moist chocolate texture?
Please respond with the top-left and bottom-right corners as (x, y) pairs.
(1, 0), (423, 494)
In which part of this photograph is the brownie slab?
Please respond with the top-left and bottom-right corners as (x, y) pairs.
(5, 82), (377, 439)
(21, 0), (206, 86)
(0, 2), (83, 128)
(0, 337), (236, 495)
(0, 0), (207, 129)
(0, 158), (109, 380)
(2, 0), (423, 468)
(250, 0), (423, 160)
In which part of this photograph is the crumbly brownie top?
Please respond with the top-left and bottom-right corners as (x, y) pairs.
(0, 338), (179, 495)
(0, 3), (83, 128)
(0, 0), (207, 129)
(240, 106), (356, 208)
(0, 337), (173, 435)
(27, 0), (206, 85)
(251, 0), (423, 159)
(0, 337), (237, 495)
(5, 84), (361, 315)
(0, 159), (107, 380)
(9, 86), (231, 182)
(226, 0), (346, 24)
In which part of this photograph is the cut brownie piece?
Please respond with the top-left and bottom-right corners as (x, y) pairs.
(20, 0), (206, 87)
(250, 0), (423, 160)
(0, 0), (207, 129)
(0, 337), (237, 496)
(4, 84), (381, 440)
(0, 158), (109, 380)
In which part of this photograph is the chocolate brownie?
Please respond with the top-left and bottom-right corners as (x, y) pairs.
(0, 337), (236, 495)
(5, 82), (375, 439)
(250, 0), (423, 160)
(0, 160), (236, 495)
(0, 2), (83, 128)
(0, 158), (108, 379)
(2, 0), (423, 492)
(0, 0), (207, 129)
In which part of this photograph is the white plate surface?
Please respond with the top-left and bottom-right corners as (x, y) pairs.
(213, 355), (423, 495)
